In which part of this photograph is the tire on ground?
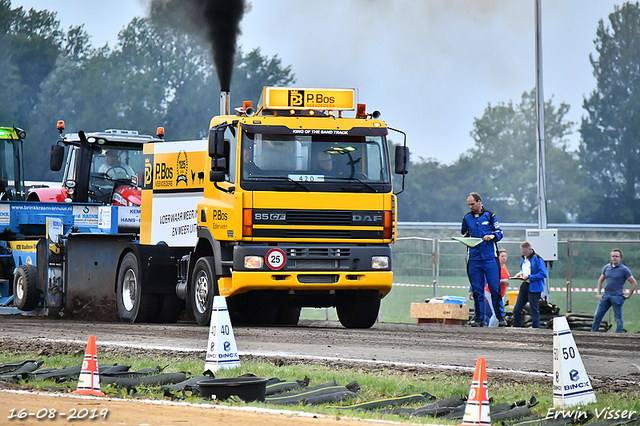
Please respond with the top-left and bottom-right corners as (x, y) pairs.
(13, 264), (40, 311)
(117, 252), (158, 323)
(190, 256), (218, 326)
(336, 290), (381, 329)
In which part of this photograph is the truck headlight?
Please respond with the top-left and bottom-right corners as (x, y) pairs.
(372, 256), (389, 269)
(244, 256), (263, 269)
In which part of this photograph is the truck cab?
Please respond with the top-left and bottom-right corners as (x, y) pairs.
(28, 124), (162, 207)
(177, 87), (409, 328)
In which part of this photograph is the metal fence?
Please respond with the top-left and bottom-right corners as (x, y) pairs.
(392, 237), (640, 312)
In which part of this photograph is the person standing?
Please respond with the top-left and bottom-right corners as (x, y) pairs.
(461, 192), (505, 327)
(591, 249), (637, 333)
(497, 249), (509, 318)
(512, 241), (547, 328)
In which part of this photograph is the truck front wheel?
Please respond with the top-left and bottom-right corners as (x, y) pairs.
(190, 256), (218, 326)
(117, 253), (158, 323)
(13, 264), (39, 311)
(336, 290), (381, 329)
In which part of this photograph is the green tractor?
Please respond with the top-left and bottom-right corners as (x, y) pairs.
(0, 126), (26, 201)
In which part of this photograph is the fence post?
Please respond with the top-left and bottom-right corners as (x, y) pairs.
(434, 238), (440, 298)
(431, 238), (437, 298)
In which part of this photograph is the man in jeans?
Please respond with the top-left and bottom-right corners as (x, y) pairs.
(591, 249), (637, 333)
(513, 241), (547, 328)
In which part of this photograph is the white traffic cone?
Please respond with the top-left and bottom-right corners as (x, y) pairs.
(458, 357), (491, 426)
(204, 296), (240, 374)
(553, 316), (596, 408)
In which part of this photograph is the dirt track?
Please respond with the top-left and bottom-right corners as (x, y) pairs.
(0, 391), (389, 426)
(1, 316), (639, 424)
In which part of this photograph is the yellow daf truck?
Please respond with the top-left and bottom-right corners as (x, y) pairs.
(127, 87), (408, 328)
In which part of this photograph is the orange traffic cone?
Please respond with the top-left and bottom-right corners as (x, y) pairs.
(458, 357), (491, 426)
(73, 336), (106, 396)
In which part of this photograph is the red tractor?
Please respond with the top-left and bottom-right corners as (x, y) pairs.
(28, 122), (163, 206)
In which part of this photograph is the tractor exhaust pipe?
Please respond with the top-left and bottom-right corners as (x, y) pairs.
(220, 91), (230, 116)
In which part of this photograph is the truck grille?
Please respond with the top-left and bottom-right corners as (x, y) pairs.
(286, 210), (352, 225)
(254, 229), (382, 239)
(294, 260), (338, 269)
(252, 209), (385, 240)
(298, 274), (339, 284)
(286, 247), (351, 257)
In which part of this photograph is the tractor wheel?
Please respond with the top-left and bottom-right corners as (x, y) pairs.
(13, 264), (39, 311)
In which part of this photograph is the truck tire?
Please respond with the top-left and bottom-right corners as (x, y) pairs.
(190, 256), (218, 326)
(336, 290), (380, 329)
(13, 264), (39, 311)
(277, 307), (301, 326)
(117, 252), (158, 323)
(154, 295), (184, 323)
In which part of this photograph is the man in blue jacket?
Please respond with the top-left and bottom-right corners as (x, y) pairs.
(461, 192), (505, 327)
(513, 241), (548, 328)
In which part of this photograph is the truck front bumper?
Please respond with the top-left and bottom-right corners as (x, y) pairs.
(218, 270), (392, 298)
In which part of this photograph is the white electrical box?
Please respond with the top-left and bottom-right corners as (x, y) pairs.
(525, 229), (558, 261)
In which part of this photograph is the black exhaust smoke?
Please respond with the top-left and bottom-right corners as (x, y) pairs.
(202, 0), (246, 92)
(149, 0), (246, 92)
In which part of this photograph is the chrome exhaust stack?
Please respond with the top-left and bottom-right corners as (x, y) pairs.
(220, 91), (230, 116)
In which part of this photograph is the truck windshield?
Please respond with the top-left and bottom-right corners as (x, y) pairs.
(240, 131), (390, 192)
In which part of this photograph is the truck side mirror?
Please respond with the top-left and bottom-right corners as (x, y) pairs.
(50, 144), (65, 171)
(394, 145), (409, 175)
(208, 126), (228, 182)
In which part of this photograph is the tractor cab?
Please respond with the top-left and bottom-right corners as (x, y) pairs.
(0, 127), (26, 201)
(28, 122), (163, 206)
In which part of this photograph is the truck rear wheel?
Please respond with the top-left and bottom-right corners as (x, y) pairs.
(190, 256), (218, 326)
(336, 290), (380, 329)
(117, 253), (158, 323)
(13, 264), (39, 311)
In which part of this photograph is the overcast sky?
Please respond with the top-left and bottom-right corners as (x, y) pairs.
(11, 0), (624, 163)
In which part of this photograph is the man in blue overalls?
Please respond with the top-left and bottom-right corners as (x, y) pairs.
(461, 192), (505, 327)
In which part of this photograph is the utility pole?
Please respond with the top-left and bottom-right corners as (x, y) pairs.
(535, 0), (548, 230)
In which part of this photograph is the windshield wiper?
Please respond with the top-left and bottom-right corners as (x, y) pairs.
(329, 177), (378, 193)
(258, 176), (310, 192)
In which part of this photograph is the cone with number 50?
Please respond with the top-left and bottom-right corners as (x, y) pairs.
(458, 357), (491, 426)
(73, 335), (106, 396)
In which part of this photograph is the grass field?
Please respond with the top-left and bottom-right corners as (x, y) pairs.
(300, 277), (640, 332)
(1, 352), (638, 424)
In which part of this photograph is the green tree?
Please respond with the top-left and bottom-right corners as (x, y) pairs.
(26, 12), (295, 179)
(397, 157), (473, 222)
(467, 90), (583, 223)
(0, 0), (62, 126)
(579, 2), (640, 223)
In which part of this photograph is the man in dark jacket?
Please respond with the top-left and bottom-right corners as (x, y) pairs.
(513, 241), (548, 328)
(461, 192), (505, 327)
